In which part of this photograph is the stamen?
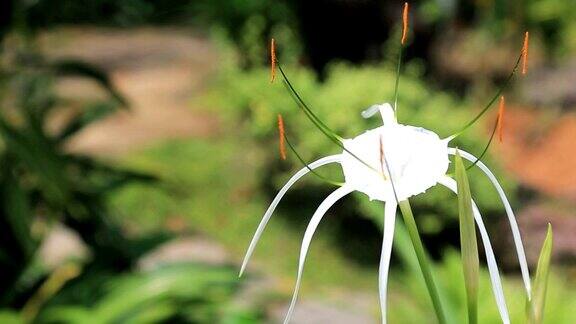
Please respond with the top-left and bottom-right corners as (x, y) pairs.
(521, 32), (529, 75)
(277, 64), (378, 172)
(393, 2), (409, 115)
(401, 2), (409, 45)
(283, 132), (344, 186)
(270, 38), (277, 83)
(465, 99), (503, 170)
(452, 32), (527, 137)
(497, 96), (505, 143)
(278, 114), (286, 160)
(277, 64), (342, 141)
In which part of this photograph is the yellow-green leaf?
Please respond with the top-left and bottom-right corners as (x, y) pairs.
(528, 224), (553, 324)
(454, 149), (479, 324)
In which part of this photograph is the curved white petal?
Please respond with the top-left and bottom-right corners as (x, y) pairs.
(438, 176), (510, 324)
(448, 148), (531, 298)
(283, 185), (354, 324)
(239, 155), (342, 277)
(379, 201), (398, 324)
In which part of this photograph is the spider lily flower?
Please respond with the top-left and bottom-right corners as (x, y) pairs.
(240, 5), (532, 322)
(240, 102), (531, 324)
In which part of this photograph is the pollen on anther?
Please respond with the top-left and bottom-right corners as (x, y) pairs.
(277, 114), (286, 160)
(497, 96), (505, 143)
(401, 2), (409, 45)
(270, 38), (277, 83)
(521, 32), (529, 75)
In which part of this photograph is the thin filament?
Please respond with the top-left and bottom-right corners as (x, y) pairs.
(453, 34), (527, 137)
(465, 96), (504, 170)
(393, 3), (409, 115)
(283, 132), (344, 186)
(277, 64), (342, 141)
(277, 63), (378, 173)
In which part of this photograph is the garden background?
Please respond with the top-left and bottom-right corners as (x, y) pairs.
(1, 0), (575, 322)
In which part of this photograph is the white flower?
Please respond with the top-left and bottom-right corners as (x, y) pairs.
(239, 103), (531, 324)
(341, 103), (449, 202)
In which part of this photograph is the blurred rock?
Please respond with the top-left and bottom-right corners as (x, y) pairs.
(272, 296), (377, 324)
(39, 27), (220, 156)
(39, 224), (90, 269)
(522, 59), (576, 110)
(138, 236), (230, 270)
(498, 203), (576, 269)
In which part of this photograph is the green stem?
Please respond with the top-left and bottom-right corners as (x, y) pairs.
(453, 54), (522, 137)
(398, 200), (447, 324)
(392, 45), (404, 116)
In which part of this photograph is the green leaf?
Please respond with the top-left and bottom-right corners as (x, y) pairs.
(50, 60), (128, 107)
(528, 224), (553, 324)
(454, 149), (479, 324)
(57, 102), (117, 142)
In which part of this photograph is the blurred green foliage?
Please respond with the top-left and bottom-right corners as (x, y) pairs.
(204, 47), (517, 237)
(0, 35), (138, 303)
(388, 245), (576, 324)
(0, 28), (259, 324)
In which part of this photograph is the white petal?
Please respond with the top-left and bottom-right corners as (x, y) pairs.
(379, 201), (398, 324)
(283, 185), (354, 324)
(239, 155), (342, 277)
(448, 148), (531, 298)
(341, 122), (449, 202)
(438, 176), (510, 324)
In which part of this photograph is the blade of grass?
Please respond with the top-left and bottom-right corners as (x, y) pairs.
(398, 199), (447, 324)
(527, 224), (553, 324)
(455, 150), (480, 324)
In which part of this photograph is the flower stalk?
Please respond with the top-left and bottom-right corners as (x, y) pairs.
(398, 199), (447, 324)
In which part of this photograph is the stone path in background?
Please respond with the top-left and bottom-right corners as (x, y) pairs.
(40, 27), (220, 156)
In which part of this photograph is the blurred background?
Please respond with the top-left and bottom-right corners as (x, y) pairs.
(0, 0), (575, 323)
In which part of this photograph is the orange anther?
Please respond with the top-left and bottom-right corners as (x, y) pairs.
(401, 3), (409, 45)
(522, 32), (529, 75)
(270, 38), (277, 83)
(497, 96), (505, 143)
(277, 114), (286, 160)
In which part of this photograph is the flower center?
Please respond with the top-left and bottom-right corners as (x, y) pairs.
(340, 104), (449, 201)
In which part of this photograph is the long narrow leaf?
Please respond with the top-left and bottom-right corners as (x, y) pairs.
(56, 102), (117, 142)
(51, 60), (128, 107)
(454, 150), (479, 324)
(528, 224), (553, 324)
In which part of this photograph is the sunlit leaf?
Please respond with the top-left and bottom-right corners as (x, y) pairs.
(455, 149), (479, 324)
(528, 224), (553, 324)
